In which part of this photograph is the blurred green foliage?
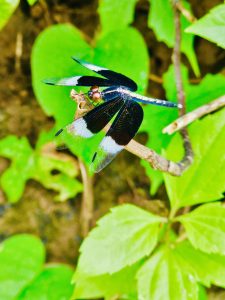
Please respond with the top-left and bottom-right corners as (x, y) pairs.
(0, 0), (37, 31)
(0, 0), (19, 30)
(0, 134), (83, 202)
(0, 235), (73, 300)
(0, 0), (225, 299)
(148, 0), (199, 76)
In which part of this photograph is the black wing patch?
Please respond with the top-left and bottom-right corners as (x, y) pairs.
(83, 97), (124, 134)
(72, 57), (138, 91)
(90, 101), (144, 172)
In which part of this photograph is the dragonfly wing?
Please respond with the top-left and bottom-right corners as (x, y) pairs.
(72, 57), (138, 91)
(56, 96), (124, 140)
(90, 100), (144, 172)
(43, 76), (113, 87)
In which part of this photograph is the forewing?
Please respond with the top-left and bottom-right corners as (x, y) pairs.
(43, 76), (112, 87)
(90, 101), (144, 172)
(72, 57), (138, 91)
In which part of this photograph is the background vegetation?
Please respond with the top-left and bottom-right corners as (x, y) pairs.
(0, 0), (225, 299)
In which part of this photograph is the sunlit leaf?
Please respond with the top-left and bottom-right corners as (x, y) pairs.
(98, 0), (138, 36)
(164, 107), (225, 210)
(0, 235), (45, 300)
(73, 261), (142, 299)
(18, 265), (74, 299)
(137, 246), (198, 300)
(177, 203), (225, 255)
(140, 65), (225, 194)
(74, 204), (164, 277)
(94, 27), (148, 94)
(176, 240), (225, 288)
(0, 0), (19, 30)
(148, 0), (199, 76)
(186, 4), (225, 49)
(0, 135), (82, 202)
(31, 24), (92, 128)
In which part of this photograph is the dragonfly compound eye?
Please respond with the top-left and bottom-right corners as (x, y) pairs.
(89, 86), (101, 101)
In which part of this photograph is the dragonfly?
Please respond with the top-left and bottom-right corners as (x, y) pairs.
(44, 57), (181, 173)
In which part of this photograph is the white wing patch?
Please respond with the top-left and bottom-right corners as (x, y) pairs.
(67, 118), (93, 138)
(100, 136), (123, 154)
(83, 62), (107, 72)
(58, 76), (82, 86)
(90, 136), (124, 173)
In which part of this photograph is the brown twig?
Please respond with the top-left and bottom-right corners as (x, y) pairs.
(172, 1), (194, 171)
(163, 95), (225, 134)
(15, 32), (23, 74)
(175, 1), (197, 23)
(79, 159), (94, 237)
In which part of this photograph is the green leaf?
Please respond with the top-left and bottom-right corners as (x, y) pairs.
(140, 65), (225, 194)
(164, 107), (225, 210)
(137, 246), (198, 300)
(32, 24), (149, 167)
(73, 261), (142, 299)
(0, 135), (83, 202)
(27, 0), (37, 5)
(31, 24), (92, 128)
(186, 4), (225, 49)
(177, 203), (225, 255)
(148, 0), (199, 76)
(98, 0), (138, 36)
(94, 28), (148, 95)
(176, 240), (225, 288)
(0, 234), (45, 300)
(18, 265), (74, 300)
(74, 204), (164, 277)
(0, 0), (19, 30)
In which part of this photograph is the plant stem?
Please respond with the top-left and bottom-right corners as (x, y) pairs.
(163, 95), (225, 134)
(172, 1), (194, 171)
(79, 159), (94, 237)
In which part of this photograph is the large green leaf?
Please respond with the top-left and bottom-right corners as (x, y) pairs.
(32, 24), (149, 168)
(140, 65), (225, 194)
(74, 204), (164, 277)
(186, 4), (225, 49)
(18, 265), (74, 300)
(0, 135), (82, 202)
(176, 240), (225, 288)
(73, 261), (142, 299)
(98, 0), (138, 37)
(31, 24), (91, 128)
(137, 246), (199, 300)
(164, 107), (225, 210)
(148, 0), (199, 76)
(0, 235), (45, 300)
(0, 0), (19, 30)
(177, 203), (225, 255)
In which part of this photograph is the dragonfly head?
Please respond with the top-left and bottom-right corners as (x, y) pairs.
(88, 86), (102, 102)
